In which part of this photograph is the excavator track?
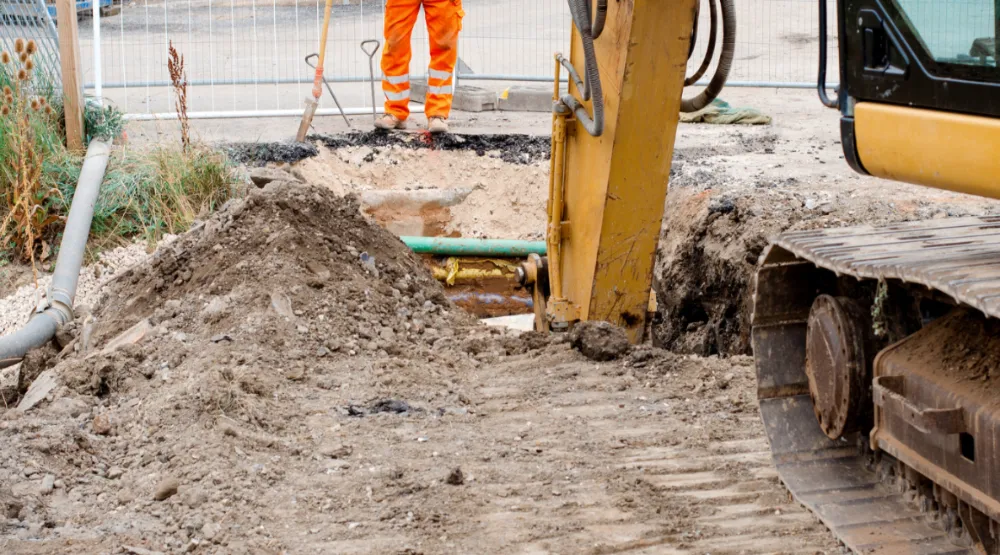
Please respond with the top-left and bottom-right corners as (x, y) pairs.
(754, 216), (1000, 555)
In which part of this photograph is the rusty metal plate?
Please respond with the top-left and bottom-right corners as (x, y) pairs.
(758, 396), (972, 554)
(873, 309), (1000, 523)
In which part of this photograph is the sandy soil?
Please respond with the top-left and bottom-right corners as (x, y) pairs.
(291, 134), (549, 241)
(0, 182), (841, 555)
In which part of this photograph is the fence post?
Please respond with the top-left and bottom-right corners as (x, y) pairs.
(56, 0), (85, 152)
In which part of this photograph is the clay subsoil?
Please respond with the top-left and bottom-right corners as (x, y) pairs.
(3, 89), (997, 554)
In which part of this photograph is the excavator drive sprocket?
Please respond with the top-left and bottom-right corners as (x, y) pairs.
(754, 216), (1000, 554)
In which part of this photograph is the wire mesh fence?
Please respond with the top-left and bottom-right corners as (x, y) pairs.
(0, 0), (61, 87)
(69, 0), (840, 118)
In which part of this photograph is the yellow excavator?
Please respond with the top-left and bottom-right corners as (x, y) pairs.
(522, 0), (1000, 552)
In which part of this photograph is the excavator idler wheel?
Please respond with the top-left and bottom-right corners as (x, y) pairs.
(804, 294), (874, 440)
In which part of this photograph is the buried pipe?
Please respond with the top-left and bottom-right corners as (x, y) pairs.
(402, 237), (546, 257)
(0, 141), (111, 369)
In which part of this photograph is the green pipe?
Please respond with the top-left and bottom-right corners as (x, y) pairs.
(401, 236), (546, 257)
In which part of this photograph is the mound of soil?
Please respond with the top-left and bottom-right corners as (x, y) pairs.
(0, 181), (511, 550)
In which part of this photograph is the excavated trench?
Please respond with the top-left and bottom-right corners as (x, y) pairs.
(228, 129), (1000, 352)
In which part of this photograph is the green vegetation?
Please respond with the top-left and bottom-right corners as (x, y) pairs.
(92, 146), (238, 248)
(1, 37), (242, 269)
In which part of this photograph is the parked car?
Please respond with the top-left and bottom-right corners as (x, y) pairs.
(1, 0), (117, 25)
(46, 0), (117, 19)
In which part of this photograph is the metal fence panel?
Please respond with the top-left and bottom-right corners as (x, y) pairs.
(0, 0), (61, 88)
(76, 0), (842, 118)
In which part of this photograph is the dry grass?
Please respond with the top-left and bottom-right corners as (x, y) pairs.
(92, 145), (242, 249)
(0, 39), (65, 275)
(167, 41), (191, 151)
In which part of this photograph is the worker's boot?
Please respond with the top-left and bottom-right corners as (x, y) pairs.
(374, 114), (406, 131)
(428, 117), (449, 134)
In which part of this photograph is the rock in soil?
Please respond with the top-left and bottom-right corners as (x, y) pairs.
(153, 477), (180, 501)
(249, 166), (301, 188)
(445, 467), (464, 486)
(91, 413), (112, 435)
(570, 321), (631, 361)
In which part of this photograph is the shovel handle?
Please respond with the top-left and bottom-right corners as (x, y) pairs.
(361, 39), (381, 59)
(361, 40), (382, 121)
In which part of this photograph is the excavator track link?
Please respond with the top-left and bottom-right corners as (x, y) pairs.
(753, 217), (1000, 555)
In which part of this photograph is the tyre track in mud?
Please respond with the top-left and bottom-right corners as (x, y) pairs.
(289, 348), (846, 554)
(459, 349), (845, 555)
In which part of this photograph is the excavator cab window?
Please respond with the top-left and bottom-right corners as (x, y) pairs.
(895, 0), (997, 67)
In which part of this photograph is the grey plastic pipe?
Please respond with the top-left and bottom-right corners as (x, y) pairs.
(0, 140), (111, 369)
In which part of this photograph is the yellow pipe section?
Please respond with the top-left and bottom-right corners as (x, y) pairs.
(431, 258), (518, 286)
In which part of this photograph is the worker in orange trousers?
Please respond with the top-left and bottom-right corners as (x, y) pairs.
(375, 0), (464, 134)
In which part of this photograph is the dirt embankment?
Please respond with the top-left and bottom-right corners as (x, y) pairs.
(228, 132), (551, 241)
(654, 128), (1000, 356)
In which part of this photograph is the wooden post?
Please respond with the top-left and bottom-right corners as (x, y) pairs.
(56, 0), (84, 152)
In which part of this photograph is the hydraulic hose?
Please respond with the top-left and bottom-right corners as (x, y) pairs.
(562, 0), (604, 136)
(681, 0), (736, 113)
(0, 140), (110, 369)
(688, 0), (701, 61)
(591, 0), (607, 39)
(685, 0), (717, 86)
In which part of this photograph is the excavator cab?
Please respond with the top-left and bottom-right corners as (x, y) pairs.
(753, 1), (1000, 553)
(834, 0), (1000, 198)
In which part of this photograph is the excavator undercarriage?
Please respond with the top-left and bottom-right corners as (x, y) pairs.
(756, 218), (1000, 553)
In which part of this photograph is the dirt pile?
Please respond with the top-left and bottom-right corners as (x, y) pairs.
(0, 178), (840, 554)
(0, 181), (514, 552)
(569, 320), (630, 361)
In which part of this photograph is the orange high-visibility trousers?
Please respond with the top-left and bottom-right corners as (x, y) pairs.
(381, 0), (464, 121)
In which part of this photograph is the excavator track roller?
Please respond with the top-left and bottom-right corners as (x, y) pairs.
(805, 295), (875, 440)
